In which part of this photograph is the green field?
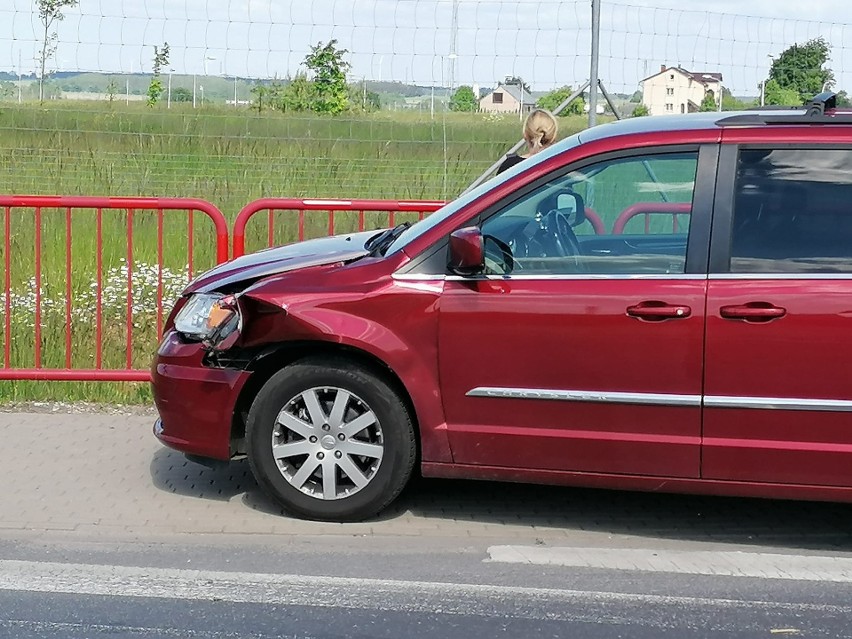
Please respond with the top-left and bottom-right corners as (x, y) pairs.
(1, 101), (600, 403)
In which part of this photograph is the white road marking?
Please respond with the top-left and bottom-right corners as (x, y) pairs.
(0, 559), (847, 619)
(487, 545), (852, 582)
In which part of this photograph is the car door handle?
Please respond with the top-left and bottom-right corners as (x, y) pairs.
(719, 303), (787, 322)
(626, 301), (692, 321)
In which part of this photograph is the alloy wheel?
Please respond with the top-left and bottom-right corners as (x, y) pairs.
(271, 386), (384, 500)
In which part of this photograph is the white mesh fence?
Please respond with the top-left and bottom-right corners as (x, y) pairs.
(1, 0), (851, 206)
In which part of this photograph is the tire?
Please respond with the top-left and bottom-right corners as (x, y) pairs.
(246, 358), (417, 522)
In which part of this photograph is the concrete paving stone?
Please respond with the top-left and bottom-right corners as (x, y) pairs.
(4, 410), (852, 555)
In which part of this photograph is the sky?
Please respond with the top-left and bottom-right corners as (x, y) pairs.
(3, 0), (852, 96)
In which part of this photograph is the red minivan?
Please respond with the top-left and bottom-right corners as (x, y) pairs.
(153, 93), (852, 521)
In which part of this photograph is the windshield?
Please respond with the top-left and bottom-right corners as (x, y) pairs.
(385, 131), (584, 255)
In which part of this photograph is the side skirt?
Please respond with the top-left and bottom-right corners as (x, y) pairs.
(421, 462), (852, 503)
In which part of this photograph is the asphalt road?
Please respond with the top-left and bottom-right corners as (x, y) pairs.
(3, 535), (852, 638)
(4, 411), (852, 637)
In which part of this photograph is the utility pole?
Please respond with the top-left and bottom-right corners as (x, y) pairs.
(449, 0), (459, 91)
(203, 55), (216, 107)
(589, 0), (601, 127)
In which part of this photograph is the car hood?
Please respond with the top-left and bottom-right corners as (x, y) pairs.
(186, 231), (377, 294)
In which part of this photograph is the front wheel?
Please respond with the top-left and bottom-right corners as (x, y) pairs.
(246, 358), (416, 521)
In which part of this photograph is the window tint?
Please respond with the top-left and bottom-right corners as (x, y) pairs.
(480, 152), (698, 275)
(731, 149), (852, 273)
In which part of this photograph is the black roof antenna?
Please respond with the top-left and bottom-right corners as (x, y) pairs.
(805, 91), (837, 116)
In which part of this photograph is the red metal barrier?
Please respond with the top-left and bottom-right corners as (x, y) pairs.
(612, 202), (692, 235)
(233, 198), (446, 257)
(0, 193), (611, 384)
(0, 196), (229, 381)
(583, 207), (606, 236)
(233, 198), (607, 257)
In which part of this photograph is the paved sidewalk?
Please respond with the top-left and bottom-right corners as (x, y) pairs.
(4, 411), (852, 553)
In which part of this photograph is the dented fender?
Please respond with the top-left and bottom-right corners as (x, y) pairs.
(234, 273), (453, 463)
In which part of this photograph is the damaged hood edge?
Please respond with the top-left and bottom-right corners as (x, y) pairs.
(186, 231), (376, 294)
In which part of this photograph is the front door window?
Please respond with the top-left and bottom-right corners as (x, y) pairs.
(480, 152), (698, 275)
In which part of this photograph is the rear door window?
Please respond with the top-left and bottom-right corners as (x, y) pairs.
(730, 148), (852, 273)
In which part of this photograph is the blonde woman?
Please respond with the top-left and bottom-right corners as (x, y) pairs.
(496, 108), (558, 174)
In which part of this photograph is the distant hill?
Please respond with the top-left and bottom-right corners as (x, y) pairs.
(0, 70), (443, 103)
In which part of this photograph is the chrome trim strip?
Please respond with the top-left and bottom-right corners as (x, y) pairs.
(711, 273), (852, 280)
(468, 387), (852, 413)
(392, 273), (447, 281)
(447, 274), (706, 282)
(394, 273), (707, 282)
(400, 272), (852, 282)
(466, 387), (701, 407)
(705, 396), (852, 412)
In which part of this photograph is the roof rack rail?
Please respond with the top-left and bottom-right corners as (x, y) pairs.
(806, 91), (837, 114)
(744, 105), (803, 112)
(717, 91), (852, 126)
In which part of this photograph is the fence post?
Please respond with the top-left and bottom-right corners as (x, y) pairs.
(589, 0), (601, 128)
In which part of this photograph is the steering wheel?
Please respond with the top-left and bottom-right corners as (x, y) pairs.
(543, 209), (583, 258)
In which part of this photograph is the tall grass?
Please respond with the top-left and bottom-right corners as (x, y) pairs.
(0, 102), (594, 403)
(3, 103), (588, 207)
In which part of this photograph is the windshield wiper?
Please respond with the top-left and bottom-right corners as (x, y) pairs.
(365, 222), (411, 256)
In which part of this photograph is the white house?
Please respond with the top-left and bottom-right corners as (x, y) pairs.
(479, 83), (536, 114)
(640, 66), (723, 116)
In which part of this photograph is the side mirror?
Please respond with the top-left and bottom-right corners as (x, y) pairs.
(448, 226), (484, 275)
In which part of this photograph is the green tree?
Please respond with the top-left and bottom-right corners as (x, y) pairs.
(25, 79), (60, 100)
(768, 37), (834, 104)
(0, 81), (15, 100)
(764, 79), (801, 106)
(720, 87), (752, 111)
(304, 39), (350, 114)
(250, 84), (269, 112)
(281, 73), (315, 112)
(348, 82), (380, 112)
(632, 104), (650, 117)
(146, 42), (170, 107)
(35, 0), (79, 102)
(629, 90), (642, 103)
(536, 86), (584, 116)
(699, 91), (717, 112)
(503, 76), (531, 93)
(262, 80), (286, 111)
(449, 85), (478, 112)
(836, 90), (851, 107)
(172, 87), (192, 103)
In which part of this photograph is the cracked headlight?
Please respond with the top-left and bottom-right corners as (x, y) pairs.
(173, 293), (241, 348)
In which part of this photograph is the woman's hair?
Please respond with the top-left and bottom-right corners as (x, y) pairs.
(523, 109), (558, 154)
